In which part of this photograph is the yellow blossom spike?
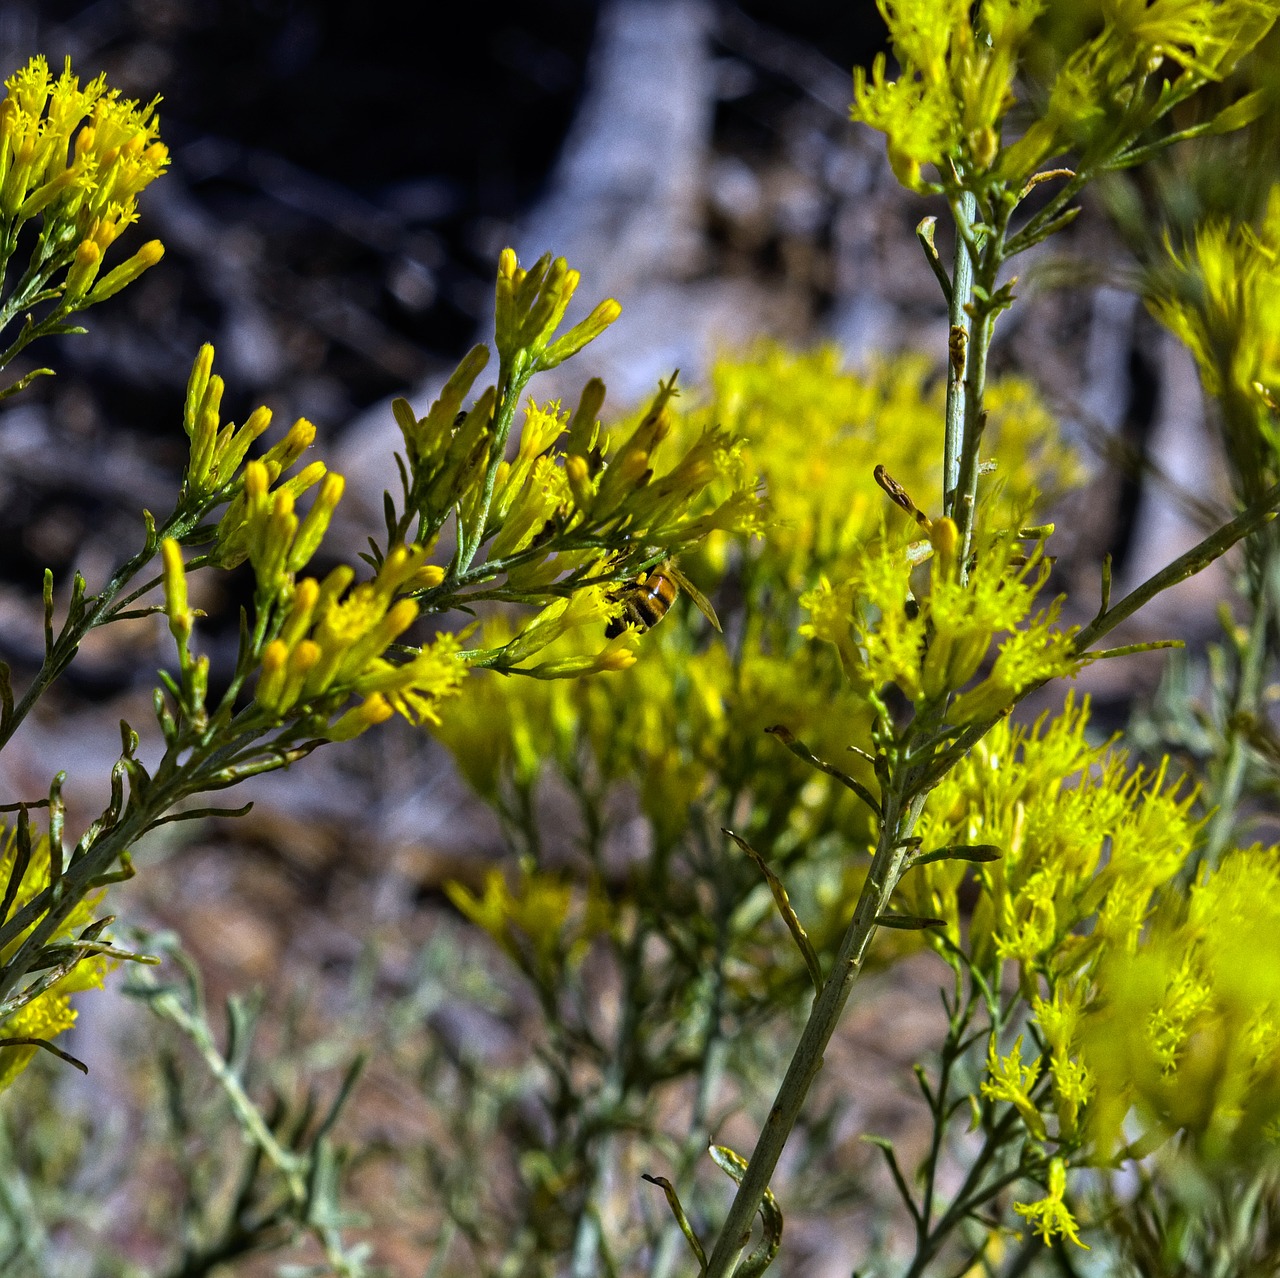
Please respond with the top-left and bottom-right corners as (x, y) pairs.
(279, 577), (321, 650)
(278, 639), (321, 713)
(261, 417), (316, 471)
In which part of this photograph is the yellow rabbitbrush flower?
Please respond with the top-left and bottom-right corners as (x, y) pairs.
(0, 55), (167, 291)
(0, 828), (110, 1091)
(853, 0), (1280, 194)
(1079, 844), (1280, 1165)
(445, 865), (612, 992)
(1013, 1157), (1088, 1249)
(706, 344), (1076, 590)
(253, 544), (469, 734)
(1146, 183), (1280, 502)
(801, 522), (1086, 715)
(903, 695), (1199, 975)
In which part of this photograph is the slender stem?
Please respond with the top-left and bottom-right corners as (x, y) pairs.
(702, 785), (928, 1278)
(1073, 483), (1280, 655)
(943, 191), (976, 518)
(456, 352), (533, 573)
(1200, 581), (1269, 873)
(0, 501), (209, 752)
(150, 986), (308, 1202)
(649, 820), (734, 1278)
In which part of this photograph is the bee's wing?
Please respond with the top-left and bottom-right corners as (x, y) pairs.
(665, 563), (722, 632)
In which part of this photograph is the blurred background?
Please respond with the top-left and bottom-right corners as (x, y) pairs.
(0, 2), (1246, 1272)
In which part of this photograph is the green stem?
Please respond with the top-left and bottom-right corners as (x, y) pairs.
(943, 191), (976, 518)
(701, 785), (927, 1278)
(570, 916), (648, 1278)
(902, 1106), (1030, 1278)
(456, 350), (533, 573)
(150, 986), (308, 1202)
(0, 502), (210, 753)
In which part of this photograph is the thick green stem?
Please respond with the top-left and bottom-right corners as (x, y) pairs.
(943, 191), (976, 518)
(702, 787), (927, 1278)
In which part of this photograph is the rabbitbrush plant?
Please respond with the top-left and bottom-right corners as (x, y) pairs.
(7, 2), (1280, 1274)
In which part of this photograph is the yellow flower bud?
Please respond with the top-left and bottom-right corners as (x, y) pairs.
(565, 453), (594, 511)
(541, 297), (622, 368)
(409, 563), (446, 591)
(256, 639), (289, 712)
(86, 238), (164, 304)
(279, 577), (321, 650)
(288, 471), (345, 572)
(278, 639), (321, 712)
(64, 239), (101, 299)
(326, 693), (394, 741)
(160, 538), (192, 647)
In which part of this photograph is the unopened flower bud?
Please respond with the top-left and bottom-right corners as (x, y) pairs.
(87, 239), (164, 304)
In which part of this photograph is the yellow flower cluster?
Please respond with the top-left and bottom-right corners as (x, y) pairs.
(253, 543), (468, 737)
(851, 0), (1280, 192)
(212, 443), (330, 574)
(802, 523), (1083, 719)
(446, 865), (612, 991)
(0, 828), (110, 1091)
(905, 695), (1199, 978)
(1147, 183), (1280, 499)
(494, 247), (621, 371)
(436, 344), (1078, 966)
(1013, 1157), (1088, 1249)
(707, 343), (1077, 587)
(1080, 843), (1280, 1165)
(0, 55), (167, 301)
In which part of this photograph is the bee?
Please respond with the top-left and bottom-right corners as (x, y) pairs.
(605, 560), (721, 637)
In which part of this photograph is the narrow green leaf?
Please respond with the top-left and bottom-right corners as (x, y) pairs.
(765, 724), (882, 818)
(875, 912), (946, 930)
(42, 568), (54, 658)
(911, 843), (1003, 867)
(148, 802), (254, 829)
(0, 1035), (87, 1074)
(47, 773), (66, 889)
(725, 828), (824, 995)
(1090, 639), (1184, 659)
(642, 1173), (707, 1273)
(0, 367), (54, 401)
(0, 809), (32, 927)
